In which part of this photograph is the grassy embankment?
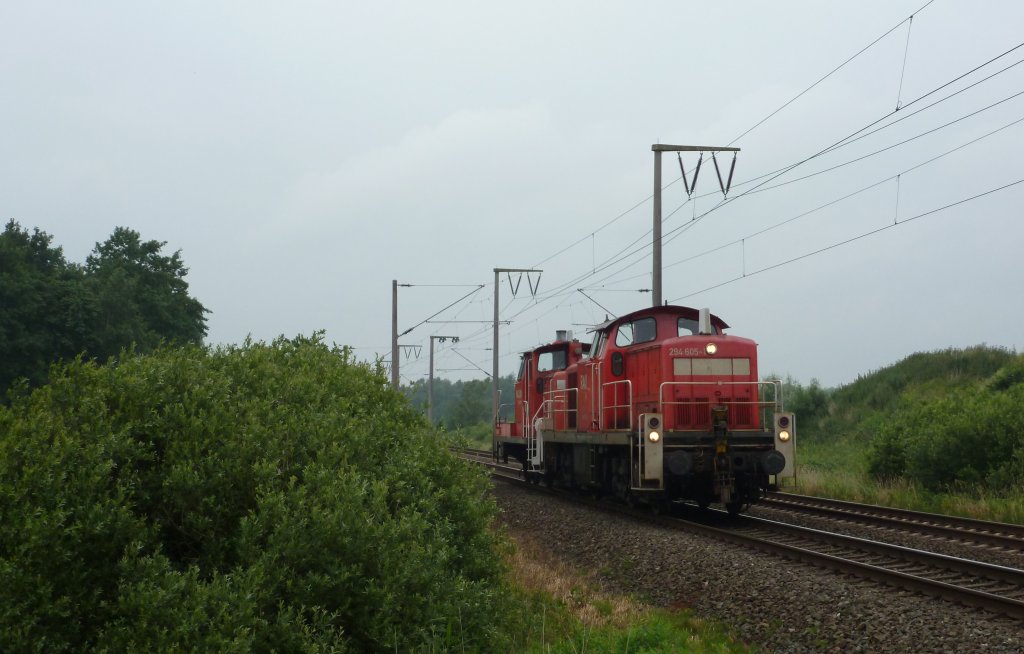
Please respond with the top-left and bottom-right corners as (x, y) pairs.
(782, 346), (1024, 524)
(792, 441), (1024, 524)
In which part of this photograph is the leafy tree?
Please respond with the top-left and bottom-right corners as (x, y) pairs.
(84, 227), (208, 359)
(446, 378), (492, 429)
(0, 220), (92, 390)
(0, 222), (209, 396)
(775, 377), (832, 439)
(403, 374), (516, 428)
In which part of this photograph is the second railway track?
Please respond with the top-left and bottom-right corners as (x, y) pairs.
(759, 491), (1024, 551)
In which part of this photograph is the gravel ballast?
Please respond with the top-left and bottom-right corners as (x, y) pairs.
(492, 482), (1023, 653)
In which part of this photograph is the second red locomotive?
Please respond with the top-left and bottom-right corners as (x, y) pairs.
(494, 304), (794, 514)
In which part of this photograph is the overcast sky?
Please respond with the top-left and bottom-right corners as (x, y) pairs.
(3, 1), (1022, 388)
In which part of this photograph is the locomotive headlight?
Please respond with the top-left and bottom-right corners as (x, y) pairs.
(648, 430), (661, 443)
(778, 429), (791, 443)
(705, 343), (718, 355)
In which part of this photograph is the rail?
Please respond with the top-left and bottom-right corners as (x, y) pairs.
(763, 491), (1024, 551)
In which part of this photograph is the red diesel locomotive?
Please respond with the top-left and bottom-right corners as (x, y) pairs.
(494, 304), (794, 514)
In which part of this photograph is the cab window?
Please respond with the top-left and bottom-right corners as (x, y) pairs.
(615, 317), (657, 347)
(516, 356), (527, 381)
(537, 348), (567, 372)
(678, 317), (717, 336)
(678, 317), (699, 336)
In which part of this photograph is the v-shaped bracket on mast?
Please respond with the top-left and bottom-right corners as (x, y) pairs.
(677, 152), (704, 197)
(506, 272), (523, 297)
(526, 271), (542, 296)
(711, 152), (738, 197)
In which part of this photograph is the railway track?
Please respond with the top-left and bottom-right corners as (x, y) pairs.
(455, 447), (1024, 620)
(760, 491), (1024, 551)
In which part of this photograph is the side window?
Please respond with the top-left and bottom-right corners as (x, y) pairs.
(551, 349), (567, 370)
(634, 317), (656, 343)
(516, 356), (526, 381)
(537, 348), (568, 372)
(614, 318), (657, 347)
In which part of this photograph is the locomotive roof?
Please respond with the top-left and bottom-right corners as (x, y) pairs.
(591, 304), (729, 332)
(519, 305), (729, 356)
(519, 336), (590, 356)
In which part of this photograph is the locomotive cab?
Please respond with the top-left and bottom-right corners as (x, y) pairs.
(494, 331), (589, 474)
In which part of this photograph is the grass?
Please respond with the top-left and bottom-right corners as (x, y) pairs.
(790, 438), (1024, 524)
(504, 534), (751, 653)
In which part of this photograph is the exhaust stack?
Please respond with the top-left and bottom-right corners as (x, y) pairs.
(698, 308), (712, 335)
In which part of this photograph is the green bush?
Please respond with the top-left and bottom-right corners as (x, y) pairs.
(987, 354), (1024, 392)
(0, 335), (508, 651)
(867, 357), (1024, 491)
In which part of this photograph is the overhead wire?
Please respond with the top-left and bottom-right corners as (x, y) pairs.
(739, 86), (1024, 198)
(670, 178), (1024, 302)
(593, 104), (1024, 293)
(727, 0), (936, 146)
(640, 56), (1024, 273)
(399, 285), (484, 337)
(643, 111), (1024, 284)
(895, 12), (916, 110)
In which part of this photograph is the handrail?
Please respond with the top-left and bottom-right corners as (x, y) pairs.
(601, 379), (633, 431)
(496, 402), (514, 424)
(532, 398), (554, 425)
(542, 387), (577, 426)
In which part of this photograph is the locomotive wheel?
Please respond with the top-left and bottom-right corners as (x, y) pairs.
(624, 492), (638, 509)
(651, 498), (672, 515)
(725, 501), (743, 516)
